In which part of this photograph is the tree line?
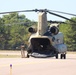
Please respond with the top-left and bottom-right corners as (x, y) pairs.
(0, 13), (76, 51)
(0, 12), (37, 50)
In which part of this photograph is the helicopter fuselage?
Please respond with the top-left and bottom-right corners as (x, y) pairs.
(27, 12), (67, 59)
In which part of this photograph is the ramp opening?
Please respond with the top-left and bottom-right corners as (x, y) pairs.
(31, 38), (55, 54)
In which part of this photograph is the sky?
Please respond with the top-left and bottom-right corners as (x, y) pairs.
(0, 0), (76, 21)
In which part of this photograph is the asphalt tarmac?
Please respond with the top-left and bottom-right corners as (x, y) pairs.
(0, 54), (76, 75)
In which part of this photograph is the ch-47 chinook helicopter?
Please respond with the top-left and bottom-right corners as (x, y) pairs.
(27, 9), (68, 59)
(0, 9), (76, 59)
(25, 9), (76, 59)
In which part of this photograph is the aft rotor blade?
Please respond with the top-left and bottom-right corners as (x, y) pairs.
(0, 9), (76, 23)
(0, 10), (36, 14)
(49, 10), (76, 16)
(48, 20), (66, 24)
(47, 10), (76, 23)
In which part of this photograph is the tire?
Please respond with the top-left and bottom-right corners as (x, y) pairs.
(27, 54), (30, 58)
(60, 54), (62, 59)
(64, 54), (66, 59)
(56, 53), (58, 59)
(60, 54), (66, 59)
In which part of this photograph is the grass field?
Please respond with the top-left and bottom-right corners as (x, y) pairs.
(67, 51), (76, 54)
(0, 50), (21, 58)
(0, 55), (21, 58)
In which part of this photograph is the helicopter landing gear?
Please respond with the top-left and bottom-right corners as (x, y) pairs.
(55, 53), (66, 59)
(60, 53), (66, 59)
(55, 53), (58, 59)
(26, 54), (30, 58)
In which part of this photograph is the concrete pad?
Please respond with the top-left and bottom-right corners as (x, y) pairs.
(0, 54), (76, 75)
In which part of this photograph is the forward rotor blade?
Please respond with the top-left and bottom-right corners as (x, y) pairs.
(49, 10), (76, 16)
(0, 10), (36, 14)
(0, 9), (76, 23)
(47, 10), (76, 23)
(48, 20), (66, 24)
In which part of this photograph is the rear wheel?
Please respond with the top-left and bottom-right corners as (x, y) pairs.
(64, 54), (66, 59)
(60, 54), (66, 59)
(60, 54), (63, 59)
(26, 54), (30, 58)
(56, 53), (58, 59)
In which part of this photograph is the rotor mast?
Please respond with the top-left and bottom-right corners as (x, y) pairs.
(37, 12), (48, 36)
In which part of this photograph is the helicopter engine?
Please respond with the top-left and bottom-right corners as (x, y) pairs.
(28, 27), (36, 33)
(50, 26), (59, 35)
